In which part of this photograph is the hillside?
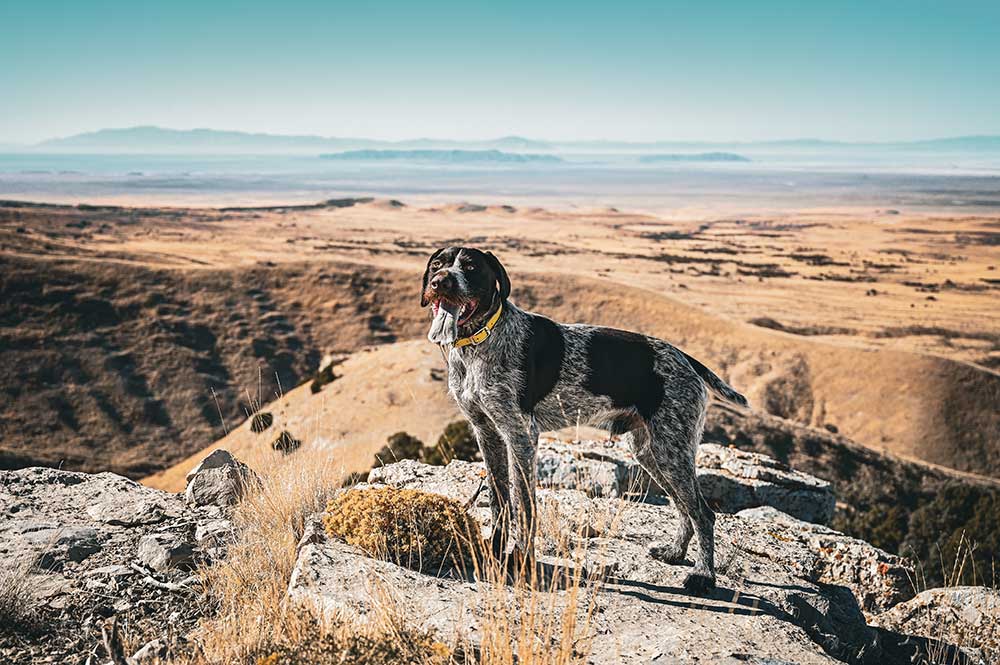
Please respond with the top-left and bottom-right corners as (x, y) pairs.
(1, 200), (998, 481)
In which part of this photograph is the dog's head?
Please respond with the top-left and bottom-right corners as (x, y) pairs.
(420, 246), (510, 332)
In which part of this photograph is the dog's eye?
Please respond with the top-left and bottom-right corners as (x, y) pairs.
(430, 261), (441, 270)
(463, 263), (475, 271)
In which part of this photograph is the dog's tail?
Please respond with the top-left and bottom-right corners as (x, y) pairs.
(681, 351), (749, 408)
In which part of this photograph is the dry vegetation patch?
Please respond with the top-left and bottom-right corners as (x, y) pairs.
(322, 487), (481, 573)
(0, 555), (41, 631)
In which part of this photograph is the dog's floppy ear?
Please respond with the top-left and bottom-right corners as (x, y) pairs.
(485, 251), (511, 302)
(420, 248), (445, 307)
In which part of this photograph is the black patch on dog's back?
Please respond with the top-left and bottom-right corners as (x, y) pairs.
(584, 328), (664, 420)
(517, 314), (565, 413)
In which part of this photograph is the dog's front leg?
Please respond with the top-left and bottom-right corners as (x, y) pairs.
(498, 414), (540, 567)
(461, 406), (511, 557)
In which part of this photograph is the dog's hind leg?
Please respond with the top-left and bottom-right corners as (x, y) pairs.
(625, 424), (694, 565)
(640, 404), (716, 593)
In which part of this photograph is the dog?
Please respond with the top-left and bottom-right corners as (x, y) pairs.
(421, 246), (747, 591)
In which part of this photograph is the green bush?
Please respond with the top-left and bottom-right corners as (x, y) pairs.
(310, 364), (336, 394)
(250, 411), (273, 433)
(902, 483), (1000, 586)
(423, 421), (480, 466)
(272, 430), (301, 454)
(374, 432), (425, 466)
(372, 424), (480, 468)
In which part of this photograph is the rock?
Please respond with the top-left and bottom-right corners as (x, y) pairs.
(535, 437), (836, 524)
(870, 587), (999, 663)
(184, 449), (259, 507)
(737, 506), (913, 614)
(128, 638), (167, 664)
(0, 466), (212, 664)
(195, 518), (234, 560)
(87, 496), (166, 526)
(292, 459), (912, 664)
(696, 444), (835, 524)
(536, 437), (647, 498)
(195, 518), (233, 548)
(136, 532), (196, 572)
(20, 523), (103, 567)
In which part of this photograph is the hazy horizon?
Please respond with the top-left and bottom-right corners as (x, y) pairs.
(3, 1), (999, 145)
(5, 124), (1000, 149)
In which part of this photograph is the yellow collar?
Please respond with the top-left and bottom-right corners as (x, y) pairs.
(453, 302), (503, 348)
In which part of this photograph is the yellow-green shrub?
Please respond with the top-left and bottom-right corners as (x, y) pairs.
(323, 487), (481, 572)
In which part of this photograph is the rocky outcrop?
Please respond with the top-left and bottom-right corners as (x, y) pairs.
(292, 459), (920, 664)
(0, 461), (237, 663)
(1, 446), (987, 664)
(536, 435), (835, 524)
(870, 587), (999, 663)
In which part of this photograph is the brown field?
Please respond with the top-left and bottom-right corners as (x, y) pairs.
(1, 198), (998, 483)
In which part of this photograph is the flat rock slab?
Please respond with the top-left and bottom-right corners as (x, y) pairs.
(290, 459), (915, 664)
(535, 437), (835, 525)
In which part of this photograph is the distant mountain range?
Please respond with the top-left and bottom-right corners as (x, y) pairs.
(18, 126), (1000, 154)
(34, 126), (555, 154)
(320, 149), (562, 163)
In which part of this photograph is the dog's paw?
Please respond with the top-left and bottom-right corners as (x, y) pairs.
(648, 541), (687, 565)
(682, 572), (716, 595)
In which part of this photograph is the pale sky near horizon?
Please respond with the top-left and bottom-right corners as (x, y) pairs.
(1, 0), (998, 144)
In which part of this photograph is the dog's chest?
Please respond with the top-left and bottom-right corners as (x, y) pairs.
(447, 352), (506, 409)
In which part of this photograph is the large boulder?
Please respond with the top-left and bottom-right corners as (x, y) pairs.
(870, 587), (999, 663)
(289, 459), (920, 664)
(697, 443), (835, 524)
(535, 436), (835, 524)
(184, 449), (259, 507)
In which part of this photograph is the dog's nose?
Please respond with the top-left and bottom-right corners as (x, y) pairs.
(429, 273), (453, 291)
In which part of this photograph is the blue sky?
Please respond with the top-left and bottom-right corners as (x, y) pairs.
(1, 0), (998, 143)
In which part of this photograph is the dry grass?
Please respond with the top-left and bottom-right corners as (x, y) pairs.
(0, 554), (41, 629)
(469, 498), (613, 665)
(173, 423), (620, 664)
(180, 445), (345, 662)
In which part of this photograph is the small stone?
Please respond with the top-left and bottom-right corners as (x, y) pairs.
(128, 638), (166, 663)
(85, 564), (133, 577)
(136, 533), (195, 572)
(22, 524), (103, 566)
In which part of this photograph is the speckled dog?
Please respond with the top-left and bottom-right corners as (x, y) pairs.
(422, 246), (748, 591)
